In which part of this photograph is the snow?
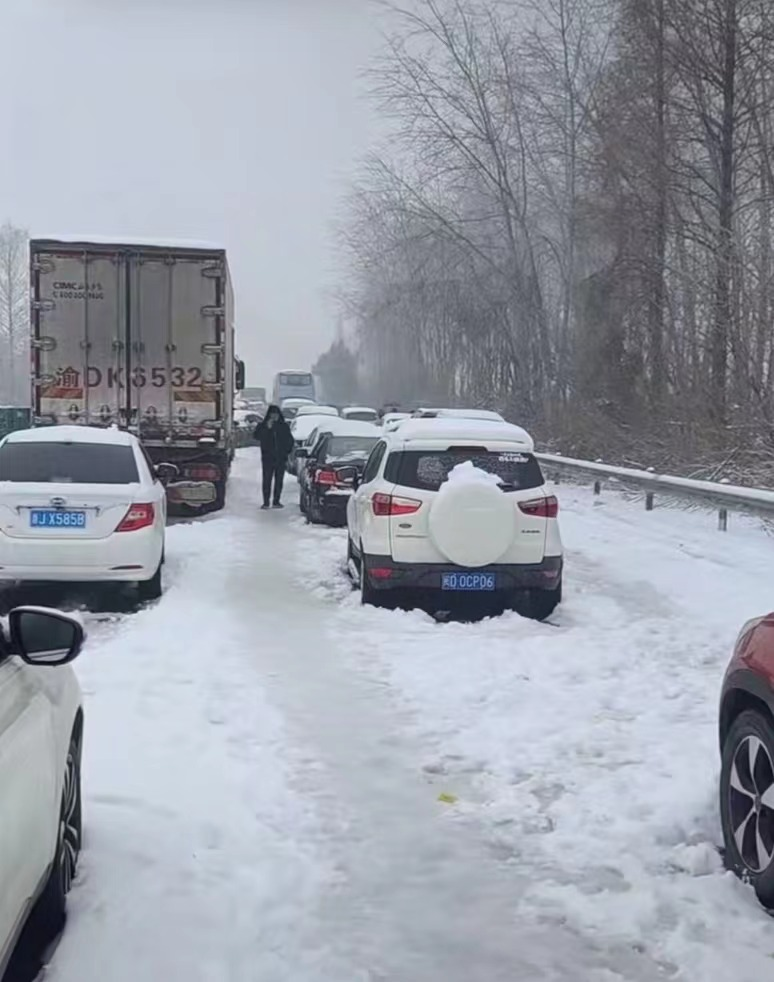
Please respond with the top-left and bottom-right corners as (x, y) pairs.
(435, 408), (505, 422)
(31, 233), (226, 251)
(439, 459), (503, 491)
(40, 449), (774, 982)
(304, 418), (380, 438)
(537, 452), (774, 511)
(295, 405), (339, 417)
(5, 424), (135, 445)
(396, 417), (534, 449)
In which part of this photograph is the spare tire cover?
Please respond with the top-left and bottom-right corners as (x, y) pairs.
(429, 480), (515, 567)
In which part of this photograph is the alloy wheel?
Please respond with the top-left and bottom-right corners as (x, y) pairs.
(59, 750), (80, 893)
(728, 735), (774, 874)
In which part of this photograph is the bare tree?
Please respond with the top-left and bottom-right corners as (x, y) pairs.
(330, 0), (774, 469)
(0, 222), (29, 407)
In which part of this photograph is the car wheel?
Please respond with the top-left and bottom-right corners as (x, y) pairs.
(299, 489), (307, 515)
(720, 709), (774, 907)
(138, 562), (163, 602)
(520, 580), (562, 621)
(35, 731), (82, 932)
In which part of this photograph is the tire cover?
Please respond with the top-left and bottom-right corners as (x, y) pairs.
(429, 480), (514, 567)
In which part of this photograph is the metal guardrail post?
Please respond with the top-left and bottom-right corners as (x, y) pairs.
(719, 508), (728, 531)
(645, 492), (654, 511)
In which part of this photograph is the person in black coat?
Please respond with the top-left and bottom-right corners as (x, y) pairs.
(253, 405), (295, 509)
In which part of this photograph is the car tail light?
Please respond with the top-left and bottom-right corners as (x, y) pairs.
(372, 492), (422, 517)
(370, 567), (393, 579)
(315, 469), (338, 486)
(186, 464), (221, 482)
(116, 503), (155, 532)
(518, 495), (559, 519)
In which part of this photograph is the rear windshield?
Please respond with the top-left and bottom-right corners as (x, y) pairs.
(0, 442), (140, 484)
(385, 448), (543, 492)
(325, 436), (379, 461)
(345, 411), (377, 422)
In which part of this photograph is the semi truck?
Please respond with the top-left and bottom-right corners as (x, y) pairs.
(29, 236), (245, 512)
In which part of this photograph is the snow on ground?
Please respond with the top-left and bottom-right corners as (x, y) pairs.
(40, 449), (774, 982)
(46, 513), (339, 982)
(293, 478), (774, 981)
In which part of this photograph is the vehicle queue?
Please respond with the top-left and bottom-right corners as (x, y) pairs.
(0, 393), (774, 982)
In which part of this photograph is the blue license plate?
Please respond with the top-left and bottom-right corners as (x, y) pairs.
(30, 510), (86, 529)
(441, 572), (496, 591)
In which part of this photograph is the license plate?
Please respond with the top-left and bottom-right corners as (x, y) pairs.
(441, 572), (496, 591)
(30, 509), (86, 529)
(167, 481), (216, 505)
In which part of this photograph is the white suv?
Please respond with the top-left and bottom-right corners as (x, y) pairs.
(345, 419), (563, 619)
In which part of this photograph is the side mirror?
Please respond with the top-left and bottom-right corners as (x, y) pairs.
(296, 447), (309, 459)
(9, 607), (85, 667)
(155, 462), (180, 483)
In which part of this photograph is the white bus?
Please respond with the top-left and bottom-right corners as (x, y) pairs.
(272, 370), (316, 406)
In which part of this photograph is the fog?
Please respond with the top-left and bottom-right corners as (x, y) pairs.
(0, 0), (383, 387)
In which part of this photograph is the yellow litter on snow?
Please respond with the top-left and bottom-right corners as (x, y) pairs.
(437, 792), (458, 805)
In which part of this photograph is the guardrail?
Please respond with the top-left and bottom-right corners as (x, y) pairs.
(534, 452), (774, 530)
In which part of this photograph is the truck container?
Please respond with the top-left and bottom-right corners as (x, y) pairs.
(29, 236), (244, 512)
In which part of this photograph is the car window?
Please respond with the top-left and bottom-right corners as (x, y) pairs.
(138, 444), (157, 481)
(362, 441), (387, 483)
(309, 433), (331, 459)
(344, 411), (377, 422)
(0, 441), (140, 484)
(384, 448), (543, 492)
(323, 436), (379, 462)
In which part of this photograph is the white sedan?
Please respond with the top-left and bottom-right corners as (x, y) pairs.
(0, 606), (85, 977)
(0, 426), (167, 600)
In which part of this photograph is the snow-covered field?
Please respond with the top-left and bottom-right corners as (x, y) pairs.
(40, 449), (774, 981)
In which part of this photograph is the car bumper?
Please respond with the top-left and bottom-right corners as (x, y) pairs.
(0, 528), (163, 583)
(362, 554), (563, 592)
(313, 490), (351, 526)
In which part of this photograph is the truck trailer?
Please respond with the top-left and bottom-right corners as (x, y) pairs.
(29, 236), (244, 512)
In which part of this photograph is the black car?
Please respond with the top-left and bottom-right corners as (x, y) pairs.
(298, 431), (379, 526)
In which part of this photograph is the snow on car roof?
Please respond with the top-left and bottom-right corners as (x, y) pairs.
(435, 408), (505, 422)
(4, 425), (136, 446)
(295, 405), (338, 416)
(312, 418), (380, 438)
(31, 233), (226, 251)
(292, 413), (348, 439)
(393, 418), (534, 449)
(342, 406), (378, 414)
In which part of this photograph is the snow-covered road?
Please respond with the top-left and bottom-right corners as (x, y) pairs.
(43, 449), (774, 981)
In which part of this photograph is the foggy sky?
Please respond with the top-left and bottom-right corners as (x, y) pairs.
(0, 0), (384, 387)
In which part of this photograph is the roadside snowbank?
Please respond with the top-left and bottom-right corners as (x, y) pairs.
(295, 483), (774, 981)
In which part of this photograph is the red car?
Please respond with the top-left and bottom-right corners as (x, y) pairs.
(719, 614), (774, 905)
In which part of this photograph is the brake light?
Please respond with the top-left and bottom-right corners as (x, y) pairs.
(372, 492), (422, 516)
(518, 495), (558, 519)
(315, 469), (338, 486)
(370, 567), (393, 579)
(116, 503), (155, 532)
(519, 494), (559, 518)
